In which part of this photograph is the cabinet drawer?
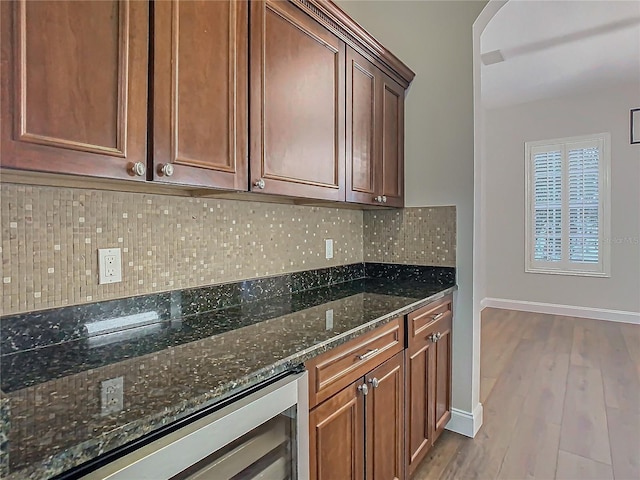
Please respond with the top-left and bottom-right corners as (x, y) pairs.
(306, 317), (404, 408)
(408, 296), (453, 348)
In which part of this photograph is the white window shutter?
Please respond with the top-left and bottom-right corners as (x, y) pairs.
(525, 133), (610, 277)
(568, 145), (599, 264)
(533, 150), (562, 262)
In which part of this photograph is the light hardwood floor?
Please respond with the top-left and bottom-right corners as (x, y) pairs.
(413, 308), (640, 480)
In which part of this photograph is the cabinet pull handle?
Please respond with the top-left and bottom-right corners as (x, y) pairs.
(432, 312), (445, 321)
(358, 383), (369, 396)
(357, 348), (379, 361)
(130, 162), (146, 177)
(382, 196), (387, 203)
(254, 178), (266, 189)
(373, 195), (382, 203)
(368, 377), (379, 388)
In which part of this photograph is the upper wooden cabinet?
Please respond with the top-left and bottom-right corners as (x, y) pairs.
(346, 48), (377, 205)
(1, 0), (414, 204)
(346, 47), (405, 207)
(152, 0), (248, 190)
(249, 0), (345, 201)
(0, 0), (149, 181)
(379, 74), (405, 208)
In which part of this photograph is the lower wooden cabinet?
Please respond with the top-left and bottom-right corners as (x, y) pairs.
(366, 354), (404, 480)
(309, 353), (404, 480)
(307, 295), (453, 479)
(310, 381), (364, 480)
(406, 296), (453, 476)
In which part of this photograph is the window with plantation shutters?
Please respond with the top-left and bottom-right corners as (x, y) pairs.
(525, 133), (610, 277)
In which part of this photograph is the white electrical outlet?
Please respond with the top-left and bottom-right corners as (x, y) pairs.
(325, 239), (334, 259)
(101, 376), (124, 416)
(325, 309), (334, 330)
(98, 248), (122, 284)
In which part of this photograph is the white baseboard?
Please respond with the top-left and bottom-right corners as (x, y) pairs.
(445, 403), (483, 438)
(481, 298), (640, 325)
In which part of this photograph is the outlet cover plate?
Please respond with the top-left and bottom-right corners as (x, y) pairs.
(101, 376), (124, 416)
(98, 248), (122, 284)
(325, 239), (334, 259)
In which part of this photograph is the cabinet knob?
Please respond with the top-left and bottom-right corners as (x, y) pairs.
(254, 178), (266, 189)
(382, 196), (387, 203)
(358, 383), (369, 396)
(159, 163), (174, 177)
(429, 332), (442, 343)
(130, 162), (146, 177)
(368, 377), (380, 388)
(373, 195), (382, 203)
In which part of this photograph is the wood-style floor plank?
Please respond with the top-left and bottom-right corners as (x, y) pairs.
(497, 414), (560, 480)
(560, 365), (612, 465)
(545, 315), (576, 354)
(480, 309), (523, 379)
(522, 352), (570, 425)
(596, 321), (640, 415)
(412, 309), (638, 480)
(618, 323), (640, 380)
(570, 320), (602, 368)
(411, 431), (465, 480)
(480, 376), (497, 404)
(606, 407), (640, 480)
(556, 450), (614, 480)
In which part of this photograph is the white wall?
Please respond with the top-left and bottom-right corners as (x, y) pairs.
(484, 83), (640, 314)
(336, 0), (487, 421)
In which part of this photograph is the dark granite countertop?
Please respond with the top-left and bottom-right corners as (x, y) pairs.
(0, 263), (455, 480)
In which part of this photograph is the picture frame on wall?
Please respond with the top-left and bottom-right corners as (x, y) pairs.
(632, 108), (640, 144)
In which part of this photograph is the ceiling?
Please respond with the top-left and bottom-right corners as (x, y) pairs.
(480, 0), (640, 109)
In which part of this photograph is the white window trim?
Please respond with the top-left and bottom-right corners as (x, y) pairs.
(524, 132), (611, 277)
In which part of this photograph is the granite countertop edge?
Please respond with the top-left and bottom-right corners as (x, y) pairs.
(9, 285), (457, 480)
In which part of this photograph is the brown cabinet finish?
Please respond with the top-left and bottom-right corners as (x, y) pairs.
(249, 0), (346, 201)
(433, 312), (452, 443)
(406, 295), (454, 475)
(152, 0), (247, 190)
(308, 296), (453, 480)
(346, 47), (377, 205)
(346, 47), (406, 207)
(0, 0), (149, 181)
(379, 74), (405, 207)
(406, 339), (434, 476)
(310, 381), (365, 480)
(365, 353), (404, 480)
(306, 317), (404, 409)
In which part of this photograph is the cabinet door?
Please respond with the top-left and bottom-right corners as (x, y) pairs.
(310, 381), (365, 480)
(250, 0), (345, 201)
(366, 353), (404, 480)
(0, 0), (148, 181)
(378, 74), (405, 207)
(406, 328), (436, 477)
(432, 312), (453, 443)
(346, 47), (378, 205)
(153, 0), (248, 190)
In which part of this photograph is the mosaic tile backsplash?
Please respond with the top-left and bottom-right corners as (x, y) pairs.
(364, 207), (456, 266)
(0, 183), (456, 315)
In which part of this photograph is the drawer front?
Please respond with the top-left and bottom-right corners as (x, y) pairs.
(408, 296), (453, 350)
(306, 317), (404, 408)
